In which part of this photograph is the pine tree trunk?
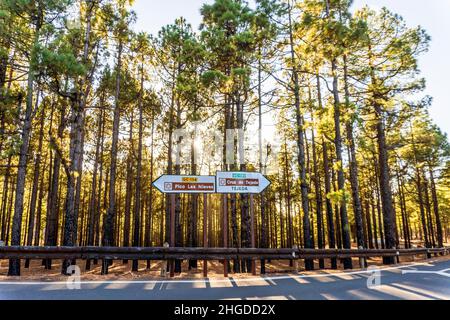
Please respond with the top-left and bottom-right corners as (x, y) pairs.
(103, 37), (123, 274)
(33, 161), (45, 247)
(8, 13), (42, 274)
(24, 107), (45, 268)
(86, 108), (103, 271)
(375, 180), (385, 249)
(311, 127), (324, 269)
(62, 1), (95, 274)
(429, 167), (444, 248)
(423, 173), (436, 248)
(62, 96), (83, 274)
(132, 63), (144, 272)
(343, 56), (365, 251)
(257, 55), (267, 273)
(173, 94), (183, 273)
(331, 59), (352, 269)
(374, 103), (397, 263)
(165, 66), (176, 246)
(5, 179), (15, 245)
(188, 135), (198, 269)
(45, 96), (67, 270)
(317, 74), (337, 268)
(26, 107), (45, 245)
(410, 123), (430, 249)
(146, 108), (155, 269)
(1, 155), (12, 241)
(123, 113), (134, 262)
(287, 2), (313, 270)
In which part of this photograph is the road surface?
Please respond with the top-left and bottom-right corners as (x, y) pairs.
(0, 259), (449, 300)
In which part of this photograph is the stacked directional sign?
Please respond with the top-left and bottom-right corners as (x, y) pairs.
(152, 172), (271, 194)
(153, 171), (271, 276)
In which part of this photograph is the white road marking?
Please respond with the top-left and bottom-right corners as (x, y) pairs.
(402, 268), (450, 278)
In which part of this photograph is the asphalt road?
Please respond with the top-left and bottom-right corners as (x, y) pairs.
(0, 259), (449, 300)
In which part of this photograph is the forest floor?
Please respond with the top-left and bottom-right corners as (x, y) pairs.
(1, 253), (449, 282)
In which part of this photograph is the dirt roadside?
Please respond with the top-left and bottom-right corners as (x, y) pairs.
(1, 254), (449, 282)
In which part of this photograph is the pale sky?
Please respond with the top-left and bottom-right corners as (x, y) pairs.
(132, 0), (450, 136)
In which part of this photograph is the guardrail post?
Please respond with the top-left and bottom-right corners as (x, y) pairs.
(161, 242), (169, 278)
(358, 246), (366, 269)
(293, 245), (299, 274)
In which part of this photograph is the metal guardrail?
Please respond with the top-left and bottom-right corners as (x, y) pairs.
(0, 246), (448, 261)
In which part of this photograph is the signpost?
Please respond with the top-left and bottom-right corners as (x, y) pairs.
(153, 175), (215, 277)
(215, 172), (270, 276)
(216, 172), (271, 194)
(152, 172), (271, 278)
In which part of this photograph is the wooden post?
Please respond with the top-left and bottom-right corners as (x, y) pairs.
(223, 194), (228, 277)
(358, 246), (366, 269)
(161, 242), (169, 277)
(203, 193), (208, 278)
(250, 194), (256, 275)
(293, 245), (299, 274)
(170, 194), (176, 278)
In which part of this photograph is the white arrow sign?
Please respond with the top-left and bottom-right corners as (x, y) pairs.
(152, 175), (216, 194)
(216, 172), (271, 194)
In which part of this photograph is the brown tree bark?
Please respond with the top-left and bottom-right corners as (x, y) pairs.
(330, 58), (352, 270)
(8, 4), (43, 275)
(287, 1), (313, 270)
(343, 56), (365, 252)
(423, 172), (436, 248)
(132, 61), (145, 272)
(1, 155), (12, 241)
(123, 113), (134, 257)
(86, 107), (104, 271)
(429, 166), (444, 248)
(24, 107), (45, 268)
(311, 126), (325, 269)
(102, 34), (123, 274)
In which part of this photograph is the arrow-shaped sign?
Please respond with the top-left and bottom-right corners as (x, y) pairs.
(152, 175), (216, 194)
(216, 171), (271, 194)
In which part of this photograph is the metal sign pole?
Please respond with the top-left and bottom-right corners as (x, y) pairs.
(223, 194), (228, 277)
(203, 193), (208, 278)
(250, 194), (256, 275)
(170, 193), (176, 278)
